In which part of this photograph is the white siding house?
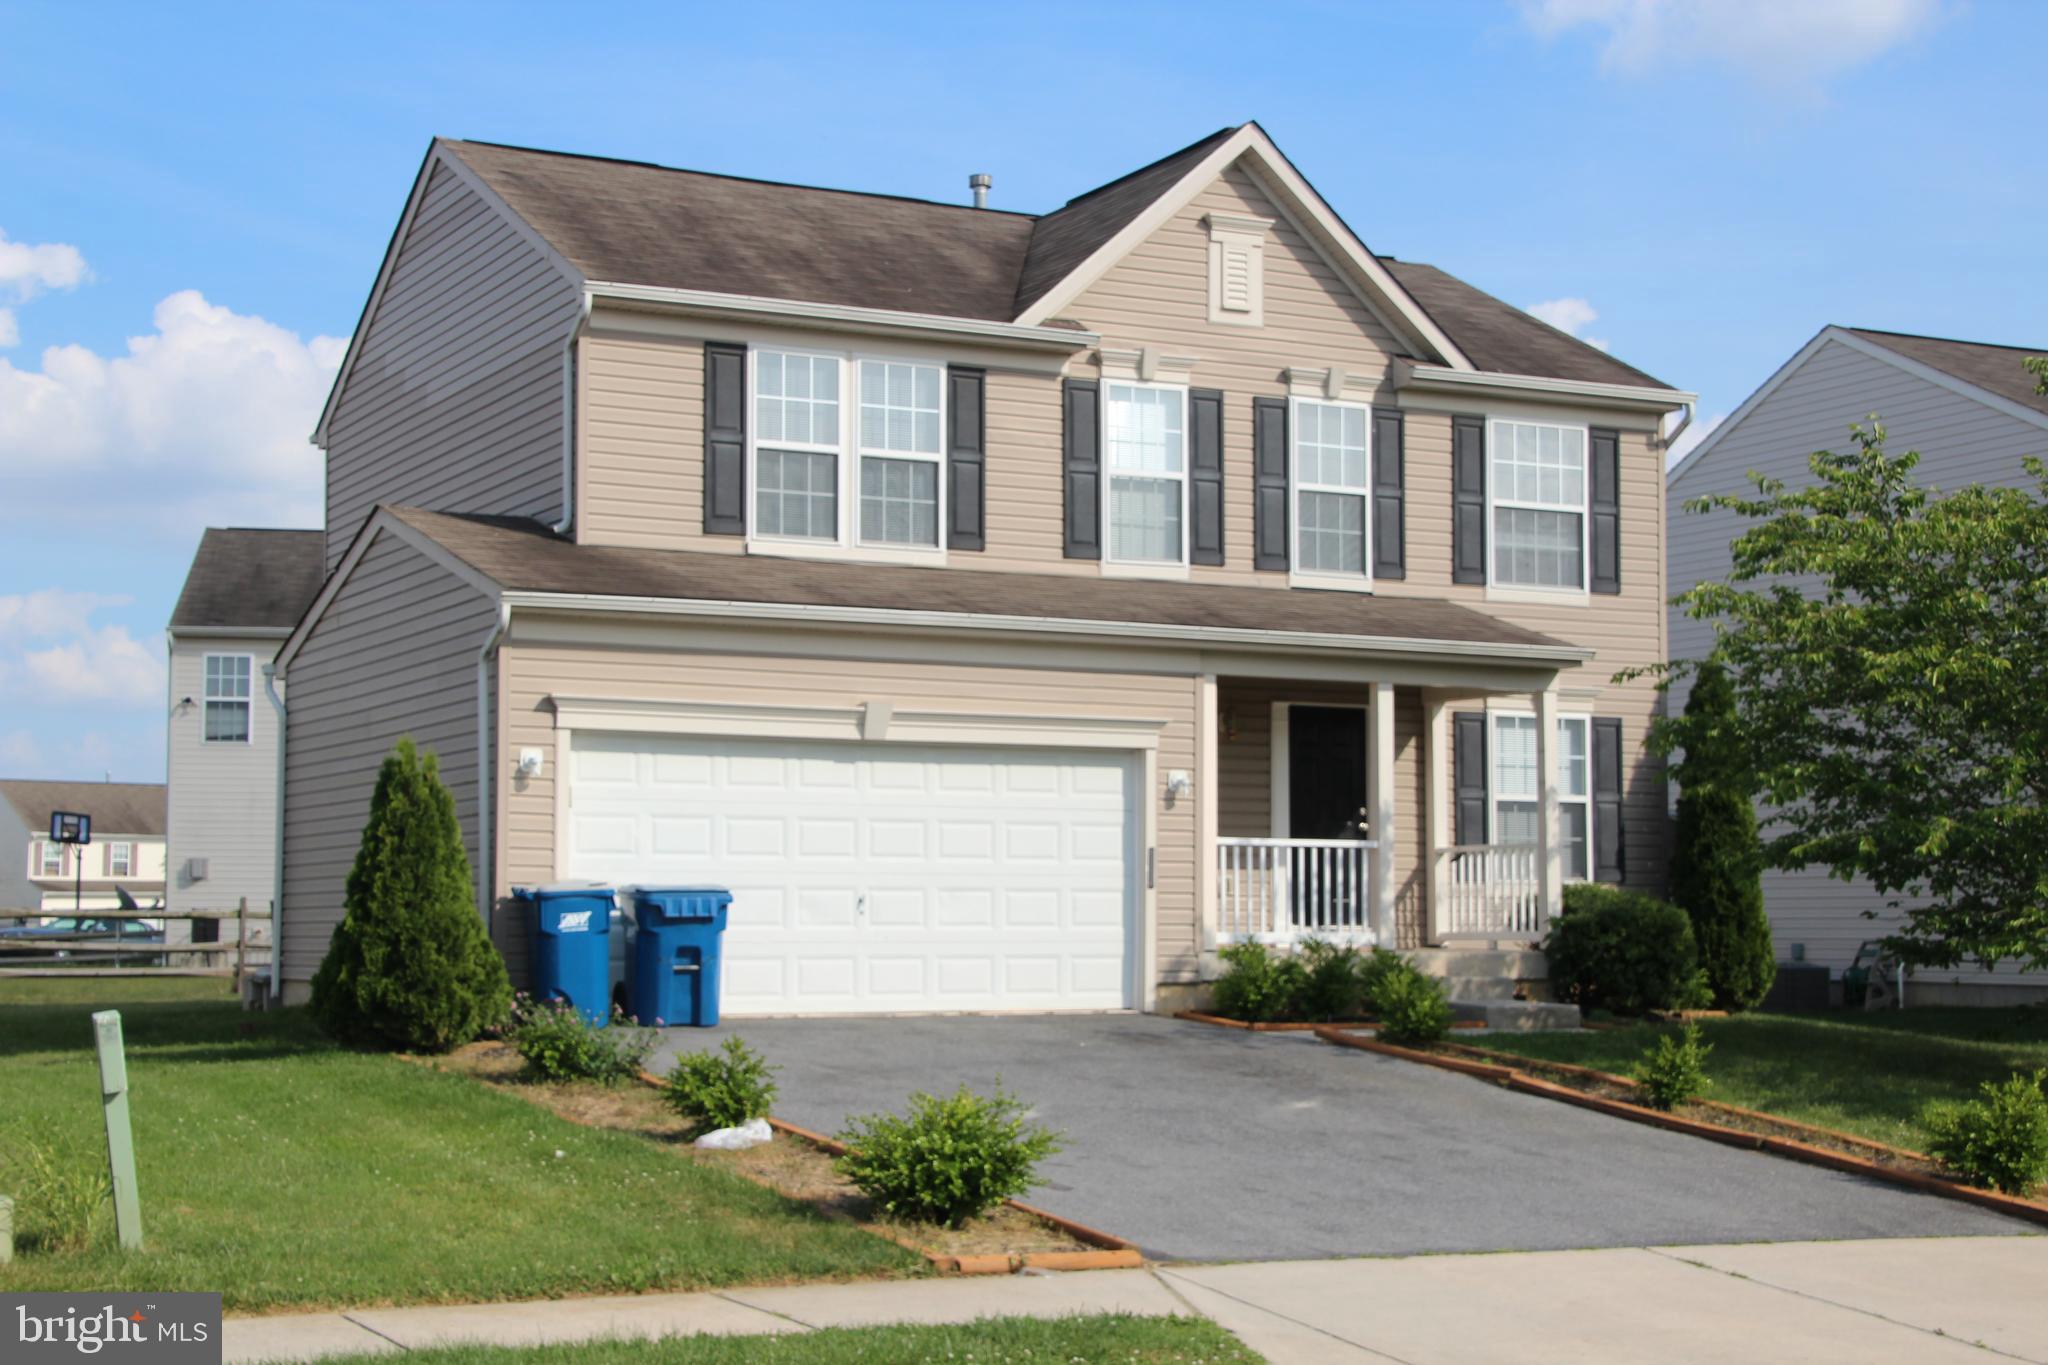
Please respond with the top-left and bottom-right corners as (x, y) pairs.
(0, 780), (168, 915)
(1668, 326), (2048, 1003)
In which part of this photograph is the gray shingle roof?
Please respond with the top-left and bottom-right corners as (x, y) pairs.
(443, 131), (1676, 391)
(170, 529), (327, 632)
(0, 781), (166, 838)
(1845, 328), (2048, 419)
(385, 507), (1578, 656)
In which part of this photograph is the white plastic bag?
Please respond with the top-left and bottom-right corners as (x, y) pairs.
(693, 1117), (773, 1150)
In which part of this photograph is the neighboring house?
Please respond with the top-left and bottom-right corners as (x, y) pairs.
(0, 780), (167, 915)
(1669, 325), (2048, 1005)
(273, 123), (1694, 1013)
(165, 528), (326, 954)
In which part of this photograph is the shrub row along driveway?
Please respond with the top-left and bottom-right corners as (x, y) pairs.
(656, 1013), (2031, 1262)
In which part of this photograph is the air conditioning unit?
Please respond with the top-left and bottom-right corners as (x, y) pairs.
(186, 857), (209, 882)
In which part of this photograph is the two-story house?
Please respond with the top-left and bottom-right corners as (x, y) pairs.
(270, 124), (1693, 1013)
(1, 779), (167, 916)
(164, 528), (326, 955)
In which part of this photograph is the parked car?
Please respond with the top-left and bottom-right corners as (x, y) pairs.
(0, 915), (165, 964)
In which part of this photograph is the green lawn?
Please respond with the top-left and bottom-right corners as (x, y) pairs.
(296, 1315), (1257, 1364)
(0, 978), (915, 1310)
(1478, 1007), (2048, 1149)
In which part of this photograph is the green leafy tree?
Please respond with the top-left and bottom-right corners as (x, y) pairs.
(311, 738), (512, 1051)
(1654, 425), (2048, 971)
(1668, 663), (1774, 1009)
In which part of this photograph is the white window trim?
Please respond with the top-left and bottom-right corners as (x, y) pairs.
(36, 841), (64, 877)
(1287, 395), (1375, 594)
(203, 653), (256, 745)
(1484, 415), (1592, 598)
(106, 842), (134, 877)
(1100, 379), (1192, 575)
(745, 346), (950, 565)
(1488, 709), (1592, 882)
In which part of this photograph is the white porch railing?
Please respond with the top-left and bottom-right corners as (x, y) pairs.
(1434, 843), (1543, 940)
(1217, 837), (1377, 946)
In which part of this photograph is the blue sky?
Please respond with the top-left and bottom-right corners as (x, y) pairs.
(0, 0), (2040, 783)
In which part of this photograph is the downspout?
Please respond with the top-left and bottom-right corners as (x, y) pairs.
(262, 662), (287, 1002)
(550, 291), (595, 535)
(476, 601), (512, 932)
(1661, 399), (1695, 455)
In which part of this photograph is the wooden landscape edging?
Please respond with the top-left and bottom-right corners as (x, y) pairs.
(1311, 1030), (2048, 1230)
(635, 1073), (1144, 1275)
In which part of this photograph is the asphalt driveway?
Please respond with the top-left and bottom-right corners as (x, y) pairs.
(652, 1014), (2031, 1261)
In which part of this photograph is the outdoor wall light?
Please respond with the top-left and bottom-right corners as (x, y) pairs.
(517, 749), (545, 778)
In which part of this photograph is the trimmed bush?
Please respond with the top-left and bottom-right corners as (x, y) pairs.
(1374, 966), (1453, 1045)
(1210, 941), (1308, 1023)
(666, 1037), (780, 1133)
(1295, 938), (1368, 1021)
(1925, 1069), (2048, 1196)
(1543, 883), (1700, 1016)
(505, 995), (656, 1085)
(836, 1085), (1063, 1227)
(1670, 664), (1775, 1010)
(1357, 948), (1413, 1015)
(311, 738), (512, 1052)
(1634, 1022), (1713, 1110)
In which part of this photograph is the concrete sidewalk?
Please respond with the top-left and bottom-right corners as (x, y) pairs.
(223, 1235), (2047, 1365)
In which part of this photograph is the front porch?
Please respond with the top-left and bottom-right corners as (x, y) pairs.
(1203, 677), (1571, 956)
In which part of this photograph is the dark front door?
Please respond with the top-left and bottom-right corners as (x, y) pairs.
(1288, 705), (1367, 840)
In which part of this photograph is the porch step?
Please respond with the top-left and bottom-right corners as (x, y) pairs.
(1406, 948), (1547, 982)
(1449, 999), (1584, 1031)
(1438, 975), (1524, 1002)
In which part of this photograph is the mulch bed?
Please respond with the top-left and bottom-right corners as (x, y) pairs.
(1315, 1029), (2048, 1228)
(430, 1042), (1138, 1273)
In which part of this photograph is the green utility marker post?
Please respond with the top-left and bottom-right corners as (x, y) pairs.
(91, 1010), (144, 1250)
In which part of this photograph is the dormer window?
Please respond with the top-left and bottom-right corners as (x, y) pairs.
(1205, 212), (1272, 327)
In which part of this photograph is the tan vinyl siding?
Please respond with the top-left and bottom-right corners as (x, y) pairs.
(280, 532), (498, 984)
(1668, 335), (2048, 985)
(165, 635), (285, 941)
(324, 160), (582, 570)
(500, 639), (1203, 982)
(576, 330), (730, 553)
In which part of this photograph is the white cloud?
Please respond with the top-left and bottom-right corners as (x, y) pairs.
(0, 308), (16, 348)
(0, 592), (163, 709)
(0, 290), (345, 534)
(1668, 411), (1726, 467)
(1518, 0), (1944, 86)
(1527, 296), (1609, 352)
(0, 229), (89, 299)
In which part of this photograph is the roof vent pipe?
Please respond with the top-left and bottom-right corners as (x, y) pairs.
(969, 173), (992, 209)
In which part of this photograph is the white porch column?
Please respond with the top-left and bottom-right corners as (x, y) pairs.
(1369, 681), (1397, 947)
(1196, 673), (1219, 952)
(1424, 692), (1450, 944)
(1534, 686), (1565, 930)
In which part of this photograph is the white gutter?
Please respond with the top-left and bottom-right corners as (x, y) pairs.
(586, 281), (1100, 352)
(1661, 401), (1695, 453)
(551, 291), (595, 535)
(262, 662), (288, 1002)
(475, 601), (511, 927)
(1393, 358), (1698, 412)
(497, 590), (1594, 668)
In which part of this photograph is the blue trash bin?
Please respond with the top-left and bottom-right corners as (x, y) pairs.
(628, 887), (732, 1027)
(514, 883), (616, 1026)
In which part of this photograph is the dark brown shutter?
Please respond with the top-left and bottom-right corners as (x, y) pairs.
(1454, 711), (1488, 845)
(1189, 387), (1225, 566)
(1590, 426), (1621, 595)
(1452, 414), (1486, 584)
(1372, 407), (1405, 580)
(946, 366), (986, 551)
(1062, 379), (1101, 559)
(1253, 396), (1289, 571)
(1593, 716), (1625, 882)
(703, 342), (747, 536)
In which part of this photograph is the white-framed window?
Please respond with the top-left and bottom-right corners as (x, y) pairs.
(856, 358), (943, 549)
(36, 841), (64, 877)
(1292, 398), (1372, 580)
(204, 654), (253, 744)
(1491, 713), (1591, 880)
(1489, 419), (1589, 591)
(748, 347), (947, 556)
(1103, 381), (1188, 566)
(753, 348), (842, 542)
(105, 842), (134, 877)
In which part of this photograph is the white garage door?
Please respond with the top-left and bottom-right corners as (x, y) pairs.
(565, 732), (1138, 1015)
